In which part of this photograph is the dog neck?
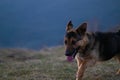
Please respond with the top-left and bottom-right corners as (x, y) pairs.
(78, 32), (97, 57)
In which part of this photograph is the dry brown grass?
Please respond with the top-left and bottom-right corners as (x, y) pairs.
(0, 47), (120, 80)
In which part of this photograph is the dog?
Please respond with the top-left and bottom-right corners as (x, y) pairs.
(64, 21), (120, 80)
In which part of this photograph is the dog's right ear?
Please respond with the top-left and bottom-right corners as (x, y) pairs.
(76, 23), (87, 35)
(66, 21), (73, 32)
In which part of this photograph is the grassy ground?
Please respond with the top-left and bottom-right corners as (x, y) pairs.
(0, 47), (120, 80)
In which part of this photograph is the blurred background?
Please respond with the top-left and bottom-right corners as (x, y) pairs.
(0, 0), (120, 49)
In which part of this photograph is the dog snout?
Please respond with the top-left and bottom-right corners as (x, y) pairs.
(65, 48), (76, 56)
(65, 49), (71, 56)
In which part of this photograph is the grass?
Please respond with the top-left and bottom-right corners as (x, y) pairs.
(0, 47), (120, 80)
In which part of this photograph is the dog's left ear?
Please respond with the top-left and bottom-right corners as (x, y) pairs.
(66, 20), (73, 32)
(76, 23), (87, 35)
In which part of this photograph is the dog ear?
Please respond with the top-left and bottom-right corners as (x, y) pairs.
(76, 23), (87, 35)
(66, 20), (73, 31)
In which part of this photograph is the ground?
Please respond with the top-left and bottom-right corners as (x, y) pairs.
(0, 46), (120, 80)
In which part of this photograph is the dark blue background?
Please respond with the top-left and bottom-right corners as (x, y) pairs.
(0, 0), (120, 49)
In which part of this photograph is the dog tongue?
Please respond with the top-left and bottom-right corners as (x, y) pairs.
(67, 56), (73, 62)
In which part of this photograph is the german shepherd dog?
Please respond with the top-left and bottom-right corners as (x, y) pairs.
(64, 21), (120, 80)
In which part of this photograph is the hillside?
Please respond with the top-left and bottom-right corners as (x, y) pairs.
(0, 47), (120, 80)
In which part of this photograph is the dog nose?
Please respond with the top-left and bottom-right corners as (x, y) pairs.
(65, 49), (76, 56)
(65, 50), (70, 56)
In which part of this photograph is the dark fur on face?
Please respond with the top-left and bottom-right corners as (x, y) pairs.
(65, 31), (77, 39)
(64, 21), (87, 57)
(64, 31), (78, 56)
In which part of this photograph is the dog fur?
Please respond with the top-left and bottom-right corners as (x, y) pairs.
(64, 21), (120, 80)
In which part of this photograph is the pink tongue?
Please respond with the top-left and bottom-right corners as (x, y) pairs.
(67, 56), (73, 62)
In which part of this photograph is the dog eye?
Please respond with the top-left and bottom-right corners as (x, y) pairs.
(71, 41), (76, 45)
(64, 40), (67, 44)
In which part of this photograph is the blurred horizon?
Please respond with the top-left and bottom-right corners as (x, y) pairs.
(0, 0), (120, 49)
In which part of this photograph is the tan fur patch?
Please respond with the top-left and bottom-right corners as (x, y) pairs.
(76, 34), (89, 50)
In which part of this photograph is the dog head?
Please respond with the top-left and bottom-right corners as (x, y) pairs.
(64, 21), (89, 61)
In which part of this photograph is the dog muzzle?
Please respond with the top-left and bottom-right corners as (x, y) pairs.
(65, 46), (81, 62)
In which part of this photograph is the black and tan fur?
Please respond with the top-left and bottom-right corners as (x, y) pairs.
(64, 21), (120, 80)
